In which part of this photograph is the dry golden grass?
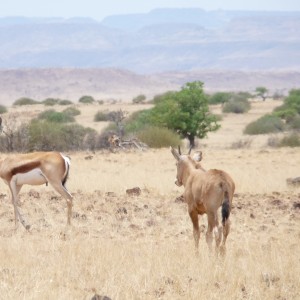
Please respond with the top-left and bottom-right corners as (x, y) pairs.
(0, 100), (300, 299)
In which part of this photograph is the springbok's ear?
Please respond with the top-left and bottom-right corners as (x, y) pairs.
(170, 146), (180, 161)
(193, 151), (202, 162)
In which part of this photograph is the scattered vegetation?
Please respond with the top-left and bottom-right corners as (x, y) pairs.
(0, 105), (7, 114)
(79, 95), (95, 104)
(62, 106), (81, 117)
(255, 86), (268, 101)
(245, 88), (300, 137)
(268, 133), (300, 148)
(28, 120), (96, 151)
(208, 92), (232, 105)
(94, 111), (109, 122)
(136, 126), (182, 148)
(222, 93), (251, 114)
(37, 109), (75, 123)
(244, 114), (285, 135)
(42, 98), (60, 106)
(279, 133), (300, 147)
(58, 99), (73, 105)
(132, 94), (146, 104)
(13, 97), (39, 106)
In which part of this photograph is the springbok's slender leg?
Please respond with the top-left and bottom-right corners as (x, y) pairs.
(9, 182), (30, 230)
(49, 180), (73, 225)
(189, 209), (200, 253)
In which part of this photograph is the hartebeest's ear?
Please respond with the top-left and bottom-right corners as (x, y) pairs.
(170, 147), (180, 161)
(192, 151), (202, 162)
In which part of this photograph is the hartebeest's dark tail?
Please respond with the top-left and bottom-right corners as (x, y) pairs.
(222, 190), (230, 226)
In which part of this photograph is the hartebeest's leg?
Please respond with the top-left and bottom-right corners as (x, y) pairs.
(214, 222), (223, 252)
(189, 209), (200, 253)
(49, 180), (73, 225)
(206, 213), (215, 252)
(220, 218), (231, 255)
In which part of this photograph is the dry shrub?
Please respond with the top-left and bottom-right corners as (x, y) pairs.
(136, 126), (182, 148)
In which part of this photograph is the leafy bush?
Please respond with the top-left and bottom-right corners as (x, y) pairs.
(222, 94), (251, 114)
(136, 126), (182, 148)
(63, 107), (81, 117)
(124, 110), (152, 133)
(42, 98), (59, 106)
(132, 94), (146, 104)
(288, 115), (300, 130)
(79, 95), (95, 104)
(0, 105), (7, 114)
(37, 109), (75, 123)
(244, 114), (285, 135)
(273, 106), (297, 123)
(208, 92), (232, 105)
(94, 111), (109, 122)
(13, 97), (39, 106)
(28, 120), (96, 151)
(59, 99), (73, 105)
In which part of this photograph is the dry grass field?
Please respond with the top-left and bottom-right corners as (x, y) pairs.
(0, 100), (300, 299)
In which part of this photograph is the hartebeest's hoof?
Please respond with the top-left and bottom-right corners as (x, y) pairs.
(91, 294), (112, 300)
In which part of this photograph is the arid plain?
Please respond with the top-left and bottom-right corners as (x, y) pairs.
(0, 100), (299, 299)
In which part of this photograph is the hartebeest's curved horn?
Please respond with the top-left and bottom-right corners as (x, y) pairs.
(170, 147), (180, 161)
(178, 145), (181, 155)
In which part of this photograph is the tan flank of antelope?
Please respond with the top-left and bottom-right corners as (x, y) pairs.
(171, 146), (235, 254)
(0, 152), (73, 230)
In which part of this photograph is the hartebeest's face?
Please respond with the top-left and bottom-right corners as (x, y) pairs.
(170, 147), (203, 186)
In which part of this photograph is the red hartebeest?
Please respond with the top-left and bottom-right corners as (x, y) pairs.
(171, 147), (235, 254)
(0, 152), (73, 230)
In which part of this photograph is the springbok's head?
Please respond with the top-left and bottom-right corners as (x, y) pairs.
(170, 146), (202, 186)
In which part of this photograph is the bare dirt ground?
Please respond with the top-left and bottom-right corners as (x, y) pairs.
(0, 100), (300, 299)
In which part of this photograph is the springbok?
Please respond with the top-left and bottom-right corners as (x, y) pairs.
(0, 151), (73, 230)
(170, 147), (235, 254)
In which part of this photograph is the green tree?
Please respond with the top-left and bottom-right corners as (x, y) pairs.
(149, 81), (220, 147)
(255, 86), (268, 101)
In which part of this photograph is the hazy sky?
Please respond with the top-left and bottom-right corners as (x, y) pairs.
(1, 0), (300, 20)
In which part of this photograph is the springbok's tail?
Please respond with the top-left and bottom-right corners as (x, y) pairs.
(221, 190), (230, 226)
(61, 154), (71, 187)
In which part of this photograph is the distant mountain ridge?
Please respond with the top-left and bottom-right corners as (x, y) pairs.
(0, 8), (300, 73)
